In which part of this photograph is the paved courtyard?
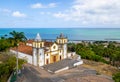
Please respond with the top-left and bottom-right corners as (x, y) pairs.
(42, 58), (82, 73)
(18, 63), (114, 82)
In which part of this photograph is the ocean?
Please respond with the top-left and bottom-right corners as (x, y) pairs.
(0, 28), (120, 41)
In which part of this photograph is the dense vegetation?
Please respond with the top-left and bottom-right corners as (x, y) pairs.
(113, 72), (120, 82)
(0, 52), (25, 82)
(0, 39), (12, 51)
(0, 30), (27, 51)
(0, 31), (27, 82)
(68, 41), (120, 66)
(68, 41), (120, 81)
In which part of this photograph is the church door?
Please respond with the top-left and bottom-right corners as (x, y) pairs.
(46, 59), (49, 64)
(60, 56), (62, 60)
(53, 56), (56, 62)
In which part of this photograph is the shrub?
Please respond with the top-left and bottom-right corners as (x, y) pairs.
(113, 72), (120, 82)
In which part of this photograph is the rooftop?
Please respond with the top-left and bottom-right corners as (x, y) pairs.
(43, 58), (82, 73)
(27, 39), (34, 44)
(11, 40), (55, 56)
(11, 44), (33, 56)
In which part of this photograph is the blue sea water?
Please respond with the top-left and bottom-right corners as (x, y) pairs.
(0, 28), (120, 41)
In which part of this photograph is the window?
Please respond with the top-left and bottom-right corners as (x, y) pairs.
(40, 43), (42, 47)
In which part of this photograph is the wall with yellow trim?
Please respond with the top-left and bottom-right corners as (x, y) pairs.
(50, 43), (58, 51)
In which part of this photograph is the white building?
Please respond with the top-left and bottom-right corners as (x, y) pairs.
(11, 33), (82, 67)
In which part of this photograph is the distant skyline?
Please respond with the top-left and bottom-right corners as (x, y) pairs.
(0, 0), (120, 28)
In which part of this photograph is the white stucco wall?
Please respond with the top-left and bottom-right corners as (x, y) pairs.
(59, 49), (62, 55)
(26, 43), (32, 46)
(50, 51), (59, 55)
(39, 49), (44, 66)
(45, 53), (50, 65)
(10, 50), (33, 64)
(54, 66), (69, 73)
(73, 60), (83, 66)
(33, 48), (37, 66)
(63, 44), (67, 58)
(50, 43), (58, 51)
(68, 52), (76, 58)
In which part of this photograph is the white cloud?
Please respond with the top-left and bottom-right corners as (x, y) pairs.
(53, 0), (120, 25)
(31, 3), (43, 8)
(12, 11), (26, 17)
(31, 3), (56, 9)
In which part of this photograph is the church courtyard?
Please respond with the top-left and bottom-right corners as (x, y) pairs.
(18, 60), (114, 82)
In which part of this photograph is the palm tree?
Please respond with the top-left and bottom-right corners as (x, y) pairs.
(9, 30), (27, 81)
(9, 30), (27, 46)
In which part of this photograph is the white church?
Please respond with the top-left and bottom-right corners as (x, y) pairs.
(10, 33), (83, 67)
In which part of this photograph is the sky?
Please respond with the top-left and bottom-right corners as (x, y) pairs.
(0, 0), (120, 28)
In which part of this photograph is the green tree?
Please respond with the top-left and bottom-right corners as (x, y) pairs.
(9, 30), (27, 46)
(0, 53), (25, 82)
(75, 43), (108, 63)
(113, 72), (120, 82)
(68, 43), (76, 52)
(91, 44), (104, 57)
(0, 39), (11, 51)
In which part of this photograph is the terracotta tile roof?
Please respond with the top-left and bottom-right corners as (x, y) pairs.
(44, 48), (49, 52)
(27, 40), (34, 44)
(44, 42), (54, 47)
(11, 44), (33, 56)
(11, 41), (55, 56)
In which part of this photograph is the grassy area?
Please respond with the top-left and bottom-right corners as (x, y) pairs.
(82, 59), (119, 76)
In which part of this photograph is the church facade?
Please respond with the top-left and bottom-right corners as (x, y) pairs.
(11, 33), (76, 67)
(32, 33), (68, 66)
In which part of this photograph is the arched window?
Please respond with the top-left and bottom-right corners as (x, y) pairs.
(41, 43), (42, 47)
(53, 46), (56, 49)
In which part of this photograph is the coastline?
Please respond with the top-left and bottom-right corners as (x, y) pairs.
(0, 28), (120, 41)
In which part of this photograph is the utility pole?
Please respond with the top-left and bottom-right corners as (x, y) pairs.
(16, 43), (19, 82)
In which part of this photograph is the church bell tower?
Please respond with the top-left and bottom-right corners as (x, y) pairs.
(32, 33), (44, 66)
(56, 33), (68, 58)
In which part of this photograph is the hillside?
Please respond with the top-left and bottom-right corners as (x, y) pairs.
(82, 59), (119, 76)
